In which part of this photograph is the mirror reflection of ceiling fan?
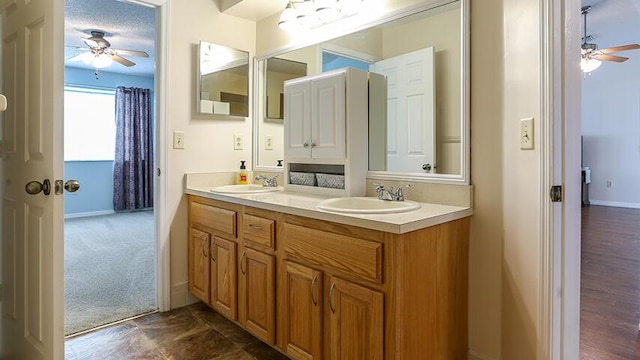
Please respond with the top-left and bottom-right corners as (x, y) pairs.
(581, 5), (640, 73)
(66, 30), (149, 69)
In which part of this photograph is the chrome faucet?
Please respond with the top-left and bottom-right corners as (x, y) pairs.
(255, 174), (279, 187)
(374, 183), (410, 201)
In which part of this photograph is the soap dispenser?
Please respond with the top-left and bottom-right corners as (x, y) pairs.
(237, 161), (248, 185)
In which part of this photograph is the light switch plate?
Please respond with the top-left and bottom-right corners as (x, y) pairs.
(265, 135), (273, 150)
(234, 134), (243, 150)
(520, 118), (534, 150)
(173, 131), (185, 149)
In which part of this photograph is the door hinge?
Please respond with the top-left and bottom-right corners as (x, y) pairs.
(550, 185), (563, 202)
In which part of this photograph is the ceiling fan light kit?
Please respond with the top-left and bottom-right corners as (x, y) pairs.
(580, 5), (640, 73)
(66, 30), (149, 71)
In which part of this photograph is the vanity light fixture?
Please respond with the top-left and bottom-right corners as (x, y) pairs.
(278, 0), (365, 32)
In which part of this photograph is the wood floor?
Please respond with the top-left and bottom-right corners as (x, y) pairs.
(581, 205), (640, 359)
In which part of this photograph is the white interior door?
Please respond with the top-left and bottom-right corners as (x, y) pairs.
(1, 0), (65, 359)
(370, 47), (435, 173)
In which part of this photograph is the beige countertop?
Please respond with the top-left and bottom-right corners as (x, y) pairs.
(185, 184), (473, 234)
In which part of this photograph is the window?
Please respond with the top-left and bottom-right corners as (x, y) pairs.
(64, 87), (116, 161)
(322, 51), (371, 72)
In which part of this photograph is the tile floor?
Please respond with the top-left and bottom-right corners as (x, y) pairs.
(65, 302), (289, 360)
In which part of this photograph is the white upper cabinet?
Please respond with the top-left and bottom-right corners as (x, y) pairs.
(283, 68), (370, 197)
(284, 71), (346, 160)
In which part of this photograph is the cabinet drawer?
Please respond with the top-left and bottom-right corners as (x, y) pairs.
(284, 223), (383, 283)
(243, 214), (275, 249)
(191, 202), (236, 237)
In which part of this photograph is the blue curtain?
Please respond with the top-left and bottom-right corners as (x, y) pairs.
(113, 87), (153, 211)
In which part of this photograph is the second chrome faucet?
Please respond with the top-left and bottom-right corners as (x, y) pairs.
(374, 183), (410, 201)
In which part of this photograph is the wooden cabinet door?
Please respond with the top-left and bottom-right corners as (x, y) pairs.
(188, 227), (210, 303)
(328, 276), (384, 360)
(311, 72), (345, 159)
(283, 261), (323, 360)
(240, 248), (276, 344)
(210, 236), (237, 320)
(284, 79), (312, 159)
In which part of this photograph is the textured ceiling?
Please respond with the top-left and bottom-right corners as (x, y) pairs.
(65, 0), (156, 77)
(581, 0), (640, 52)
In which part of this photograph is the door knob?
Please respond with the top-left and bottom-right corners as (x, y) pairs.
(25, 179), (51, 195)
(64, 180), (80, 193)
(422, 163), (432, 172)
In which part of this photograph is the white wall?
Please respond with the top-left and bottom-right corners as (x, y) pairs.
(582, 60), (640, 208)
(166, 0), (256, 307)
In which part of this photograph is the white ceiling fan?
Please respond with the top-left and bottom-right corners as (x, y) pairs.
(67, 30), (149, 69)
(581, 5), (640, 72)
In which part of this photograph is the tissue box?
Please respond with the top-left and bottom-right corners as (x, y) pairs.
(316, 173), (345, 189)
(289, 172), (315, 186)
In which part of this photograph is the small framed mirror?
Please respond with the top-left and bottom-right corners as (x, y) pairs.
(197, 41), (249, 117)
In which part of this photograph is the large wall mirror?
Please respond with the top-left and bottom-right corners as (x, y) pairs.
(254, 0), (469, 184)
(197, 41), (250, 117)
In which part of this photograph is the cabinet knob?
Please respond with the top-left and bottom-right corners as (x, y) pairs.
(303, 142), (309, 148)
(311, 142), (316, 148)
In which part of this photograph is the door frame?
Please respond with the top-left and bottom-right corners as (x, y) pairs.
(540, 0), (582, 358)
(145, 0), (170, 312)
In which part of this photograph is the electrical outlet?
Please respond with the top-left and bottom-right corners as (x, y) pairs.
(173, 131), (185, 149)
(520, 118), (534, 150)
(265, 135), (273, 150)
(233, 134), (243, 150)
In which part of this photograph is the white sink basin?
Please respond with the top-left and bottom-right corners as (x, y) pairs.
(210, 184), (283, 194)
(316, 197), (421, 214)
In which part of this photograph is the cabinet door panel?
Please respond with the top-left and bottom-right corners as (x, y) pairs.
(241, 248), (276, 344)
(329, 276), (383, 360)
(284, 261), (323, 360)
(211, 236), (237, 320)
(189, 227), (210, 303)
(284, 80), (312, 158)
(312, 73), (345, 159)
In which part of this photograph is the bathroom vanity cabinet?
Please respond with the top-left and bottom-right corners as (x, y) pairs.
(187, 194), (470, 359)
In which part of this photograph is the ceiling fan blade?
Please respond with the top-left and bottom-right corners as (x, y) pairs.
(67, 52), (94, 64)
(599, 44), (640, 54)
(82, 38), (100, 48)
(111, 54), (136, 67)
(112, 48), (149, 58)
(593, 53), (629, 63)
(65, 45), (90, 51)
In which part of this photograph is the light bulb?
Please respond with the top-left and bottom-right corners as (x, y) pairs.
(580, 58), (601, 73)
(93, 54), (113, 68)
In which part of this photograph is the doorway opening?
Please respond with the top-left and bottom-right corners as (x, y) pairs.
(575, 1), (640, 357)
(63, 0), (158, 336)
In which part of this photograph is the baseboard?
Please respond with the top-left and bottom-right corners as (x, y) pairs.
(64, 210), (115, 219)
(468, 350), (497, 360)
(170, 281), (200, 309)
(589, 200), (640, 209)
(170, 281), (189, 309)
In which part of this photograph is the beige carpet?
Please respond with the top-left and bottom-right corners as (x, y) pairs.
(64, 210), (156, 335)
